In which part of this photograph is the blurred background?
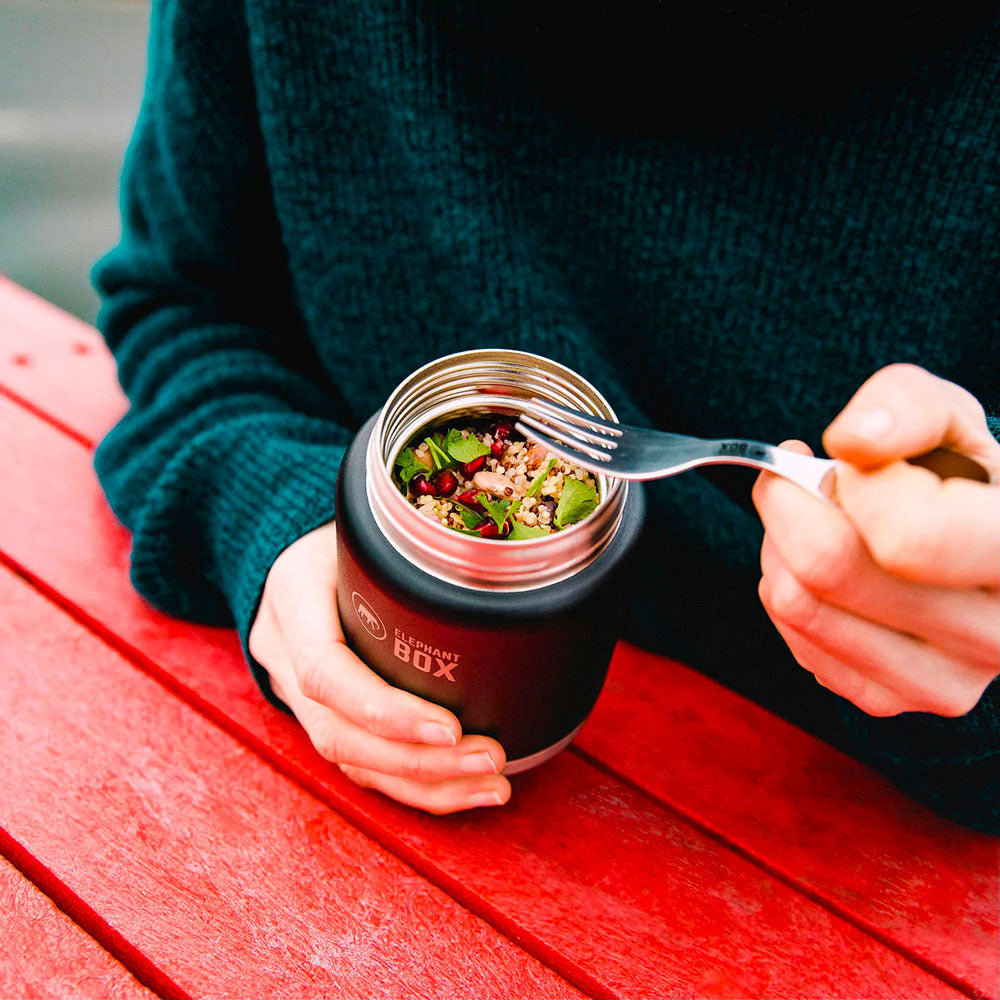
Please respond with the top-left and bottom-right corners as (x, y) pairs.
(1, 0), (148, 323)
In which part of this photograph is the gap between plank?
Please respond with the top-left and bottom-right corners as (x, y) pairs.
(0, 549), (614, 1000)
(0, 387), (982, 1000)
(0, 825), (190, 1000)
(0, 382), (95, 449)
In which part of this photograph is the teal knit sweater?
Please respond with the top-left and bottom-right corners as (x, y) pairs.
(94, 0), (1000, 832)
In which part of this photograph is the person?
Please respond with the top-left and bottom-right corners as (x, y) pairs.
(92, 0), (1000, 829)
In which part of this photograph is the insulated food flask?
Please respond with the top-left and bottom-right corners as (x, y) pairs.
(335, 349), (645, 772)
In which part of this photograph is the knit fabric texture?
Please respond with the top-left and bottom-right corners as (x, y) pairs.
(93, 0), (1000, 832)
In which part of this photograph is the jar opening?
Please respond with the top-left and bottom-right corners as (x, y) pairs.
(366, 350), (627, 591)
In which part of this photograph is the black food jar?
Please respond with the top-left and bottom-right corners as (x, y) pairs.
(335, 349), (645, 773)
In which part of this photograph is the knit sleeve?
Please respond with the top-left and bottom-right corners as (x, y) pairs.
(93, 0), (352, 702)
(831, 412), (1000, 835)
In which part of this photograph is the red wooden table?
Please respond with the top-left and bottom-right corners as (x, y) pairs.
(1, 274), (997, 1000)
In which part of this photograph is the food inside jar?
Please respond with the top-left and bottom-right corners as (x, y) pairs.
(393, 418), (600, 540)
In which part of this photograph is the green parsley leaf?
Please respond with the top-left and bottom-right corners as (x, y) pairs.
(444, 428), (489, 463)
(526, 458), (557, 499)
(508, 521), (550, 540)
(554, 477), (598, 529)
(453, 502), (485, 529)
(395, 447), (429, 486)
(476, 493), (512, 531)
(424, 435), (454, 471)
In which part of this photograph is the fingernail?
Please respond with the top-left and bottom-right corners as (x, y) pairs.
(417, 722), (457, 747)
(469, 790), (505, 808)
(460, 751), (498, 775)
(835, 407), (894, 441)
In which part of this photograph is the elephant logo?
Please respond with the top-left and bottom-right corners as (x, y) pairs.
(351, 592), (386, 641)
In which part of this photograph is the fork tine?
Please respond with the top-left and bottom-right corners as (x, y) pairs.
(517, 412), (618, 451)
(513, 419), (614, 466)
(523, 397), (624, 437)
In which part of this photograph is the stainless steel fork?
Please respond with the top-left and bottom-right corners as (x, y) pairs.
(512, 397), (990, 498)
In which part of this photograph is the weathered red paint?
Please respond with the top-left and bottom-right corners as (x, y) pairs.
(0, 396), (974, 999)
(0, 856), (155, 1000)
(0, 566), (580, 1000)
(0, 277), (994, 998)
(0, 276), (126, 445)
(577, 644), (1000, 998)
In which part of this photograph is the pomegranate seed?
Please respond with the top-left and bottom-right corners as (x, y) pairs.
(492, 422), (512, 440)
(458, 455), (486, 477)
(411, 475), (435, 496)
(480, 519), (511, 539)
(432, 470), (458, 497)
(490, 439), (506, 459)
(456, 490), (484, 511)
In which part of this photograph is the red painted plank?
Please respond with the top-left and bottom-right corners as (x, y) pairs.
(0, 275), (126, 445)
(576, 647), (1000, 999)
(577, 647), (1000, 996)
(0, 394), (967, 999)
(0, 279), (996, 996)
(0, 565), (580, 1000)
(0, 857), (155, 1000)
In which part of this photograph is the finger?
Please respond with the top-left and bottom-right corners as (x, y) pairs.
(756, 468), (999, 668)
(258, 640), (507, 781)
(270, 552), (462, 746)
(759, 578), (910, 716)
(339, 764), (512, 815)
(835, 459), (1000, 589)
(761, 532), (998, 672)
(300, 703), (506, 782)
(822, 364), (1000, 473)
(758, 558), (994, 717)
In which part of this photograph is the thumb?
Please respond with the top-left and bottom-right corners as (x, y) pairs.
(822, 364), (998, 471)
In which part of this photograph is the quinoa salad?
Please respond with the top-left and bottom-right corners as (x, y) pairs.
(394, 418), (600, 540)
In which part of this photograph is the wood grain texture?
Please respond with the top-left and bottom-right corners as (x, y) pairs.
(0, 856), (155, 1000)
(0, 565), (580, 1000)
(576, 645), (1000, 999)
(0, 394), (970, 999)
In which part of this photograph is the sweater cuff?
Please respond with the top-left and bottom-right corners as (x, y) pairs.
(127, 416), (349, 706)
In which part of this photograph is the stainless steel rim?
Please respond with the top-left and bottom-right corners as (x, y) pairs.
(366, 349), (628, 592)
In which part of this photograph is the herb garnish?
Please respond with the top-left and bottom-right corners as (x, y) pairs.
(423, 435), (454, 471)
(508, 521), (550, 540)
(477, 493), (513, 532)
(395, 447), (430, 486)
(444, 428), (490, 463)
(554, 477), (599, 529)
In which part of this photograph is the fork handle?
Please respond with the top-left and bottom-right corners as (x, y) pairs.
(707, 441), (835, 498)
(706, 440), (990, 498)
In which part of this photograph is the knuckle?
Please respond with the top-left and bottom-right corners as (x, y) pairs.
(247, 625), (266, 665)
(312, 726), (346, 764)
(839, 674), (902, 718)
(857, 689), (898, 717)
(338, 763), (372, 789)
(768, 572), (821, 632)
(932, 683), (985, 719)
(401, 751), (436, 783)
(295, 648), (331, 702)
(794, 526), (859, 596)
(865, 507), (935, 578)
(360, 699), (388, 731)
(881, 362), (925, 386)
